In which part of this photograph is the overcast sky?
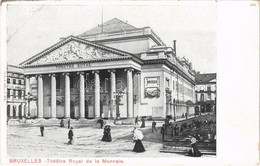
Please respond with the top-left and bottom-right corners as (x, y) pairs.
(6, 3), (217, 73)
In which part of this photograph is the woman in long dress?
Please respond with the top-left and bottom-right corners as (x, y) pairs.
(101, 126), (108, 141)
(188, 136), (202, 157)
(133, 128), (145, 152)
(102, 125), (112, 142)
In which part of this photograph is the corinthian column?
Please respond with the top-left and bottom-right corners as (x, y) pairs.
(64, 73), (70, 118)
(37, 75), (43, 118)
(50, 74), (57, 118)
(93, 71), (100, 118)
(77, 72), (85, 118)
(125, 68), (134, 118)
(108, 69), (116, 118)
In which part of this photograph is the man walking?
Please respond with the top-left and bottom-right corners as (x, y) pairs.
(68, 118), (71, 129)
(40, 124), (44, 137)
(160, 124), (165, 141)
(135, 116), (139, 125)
(152, 120), (157, 133)
(68, 127), (74, 145)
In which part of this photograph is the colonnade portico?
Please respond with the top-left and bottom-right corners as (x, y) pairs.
(25, 68), (138, 119)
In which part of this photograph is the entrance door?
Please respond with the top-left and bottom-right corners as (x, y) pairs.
(13, 106), (16, 118)
(85, 100), (88, 118)
(18, 105), (22, 119)
(206, 104), (211, 112)
(70, 101), (75, 119)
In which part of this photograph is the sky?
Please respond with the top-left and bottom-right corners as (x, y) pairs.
(6, 2), (217, 73)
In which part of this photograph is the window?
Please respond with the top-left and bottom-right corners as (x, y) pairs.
(18, 80), (22, 85)
(7, 78), (10, 83)
(195, 94), (198, 102)
(207, 85), (211, 91)
(165, 78), (169, 88)
(13, 79), (16, 84)
(200, 94), (204, 101)
(7, 89), (10, 98)
(207, 93), (211, 100)
(200, 86), (204, 91)
(18, 90), (22, 98)
(13, 90), (16, 98)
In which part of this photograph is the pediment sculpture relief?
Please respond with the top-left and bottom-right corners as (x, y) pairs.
(32, 41), (121, 64)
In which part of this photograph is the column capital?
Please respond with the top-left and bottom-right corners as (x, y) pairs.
(36, 74), (43, 78)
(124, 68), (134, 72)
(62, 72), (70, 76)
(25, 75), (31, 79)
(48, 73), (57, 77)
(108, 69), (116, 73)
(92, 70), (99, 74)
(77, 71), (85, 75)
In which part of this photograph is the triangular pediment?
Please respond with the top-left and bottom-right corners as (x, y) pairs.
(21, 36), (132, 66)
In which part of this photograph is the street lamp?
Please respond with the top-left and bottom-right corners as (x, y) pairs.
(25, 92), (35, 118)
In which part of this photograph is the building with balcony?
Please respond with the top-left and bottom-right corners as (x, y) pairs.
(7, 65), (26, 119)
(195, 73), (216, 114)
(19, 18), (196, 120)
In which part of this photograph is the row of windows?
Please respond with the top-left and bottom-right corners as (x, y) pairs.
(196, 85), (216, 91)
(165, 78), (193, 98)
(7, 78), (24, 85)
(7, 89), (24, 99)
(196, 93), (213, 102)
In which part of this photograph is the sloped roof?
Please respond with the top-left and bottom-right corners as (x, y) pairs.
(79, 18), (137, 36)
(195, 73), (216, 84)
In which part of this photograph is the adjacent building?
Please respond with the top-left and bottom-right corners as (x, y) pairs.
(6, 65), (26, 119)
(19, 18), (196, 120)
(195, 73), (216, 114)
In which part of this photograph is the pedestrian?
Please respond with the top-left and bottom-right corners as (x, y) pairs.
(140, 117), (145, 128)
(132, 127), (145, 153)
(152, 120), (157, 133)
(135, 116), (139, 125)
(188, 136), (202, 157)
(100, 118), (104, 129)
(174, 124), (179, 136)
(60, 119), (64, 127)
(40, 124), (44, 137)
(160, 124), (165, 141)
(68, 127), (74, 145)
(102, 125), (112, 142)
(68, 118), (70, 129)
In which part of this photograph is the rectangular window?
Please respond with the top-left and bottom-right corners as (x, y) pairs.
(7, 89), (10, 98)
(13, 90), (16, 98)
(13, 79), (16, 84)
(200, 94), (204, 101)
(207, 93), (211, 100)
(18, 80), (22, 85)
(165, 78), (169, 88)
(7, 78), (10, 83)
(207, 85), (211, 91)
(18, 90), (22, 98)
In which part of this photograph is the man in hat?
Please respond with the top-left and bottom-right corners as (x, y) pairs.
(152, 120), (157, 133)
(40, 124), (44, 137)
(68, 127), (74, 145)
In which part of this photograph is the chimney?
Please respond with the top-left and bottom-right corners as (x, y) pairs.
(173, 40), (176, 56)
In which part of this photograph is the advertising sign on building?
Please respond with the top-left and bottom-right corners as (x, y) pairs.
(144, 77), (160, 98)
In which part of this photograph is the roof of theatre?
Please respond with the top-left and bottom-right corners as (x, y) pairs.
(195, 73), (216, 84)
(78, 18), (137, 36)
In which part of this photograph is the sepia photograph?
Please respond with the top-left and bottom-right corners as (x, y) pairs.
(1, 1), (258, 165)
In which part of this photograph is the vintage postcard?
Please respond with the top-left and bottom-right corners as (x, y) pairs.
(0, 1), (259, 165)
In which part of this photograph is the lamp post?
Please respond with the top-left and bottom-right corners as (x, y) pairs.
(114, 91), (124, 120)
(25, 92), (35, 119)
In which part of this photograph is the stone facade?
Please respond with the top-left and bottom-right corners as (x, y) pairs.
(7, 65), (25, 119)
(18, 18), (196, 120)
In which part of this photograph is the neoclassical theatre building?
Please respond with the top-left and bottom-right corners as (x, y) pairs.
(20, 18), (196, 120)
